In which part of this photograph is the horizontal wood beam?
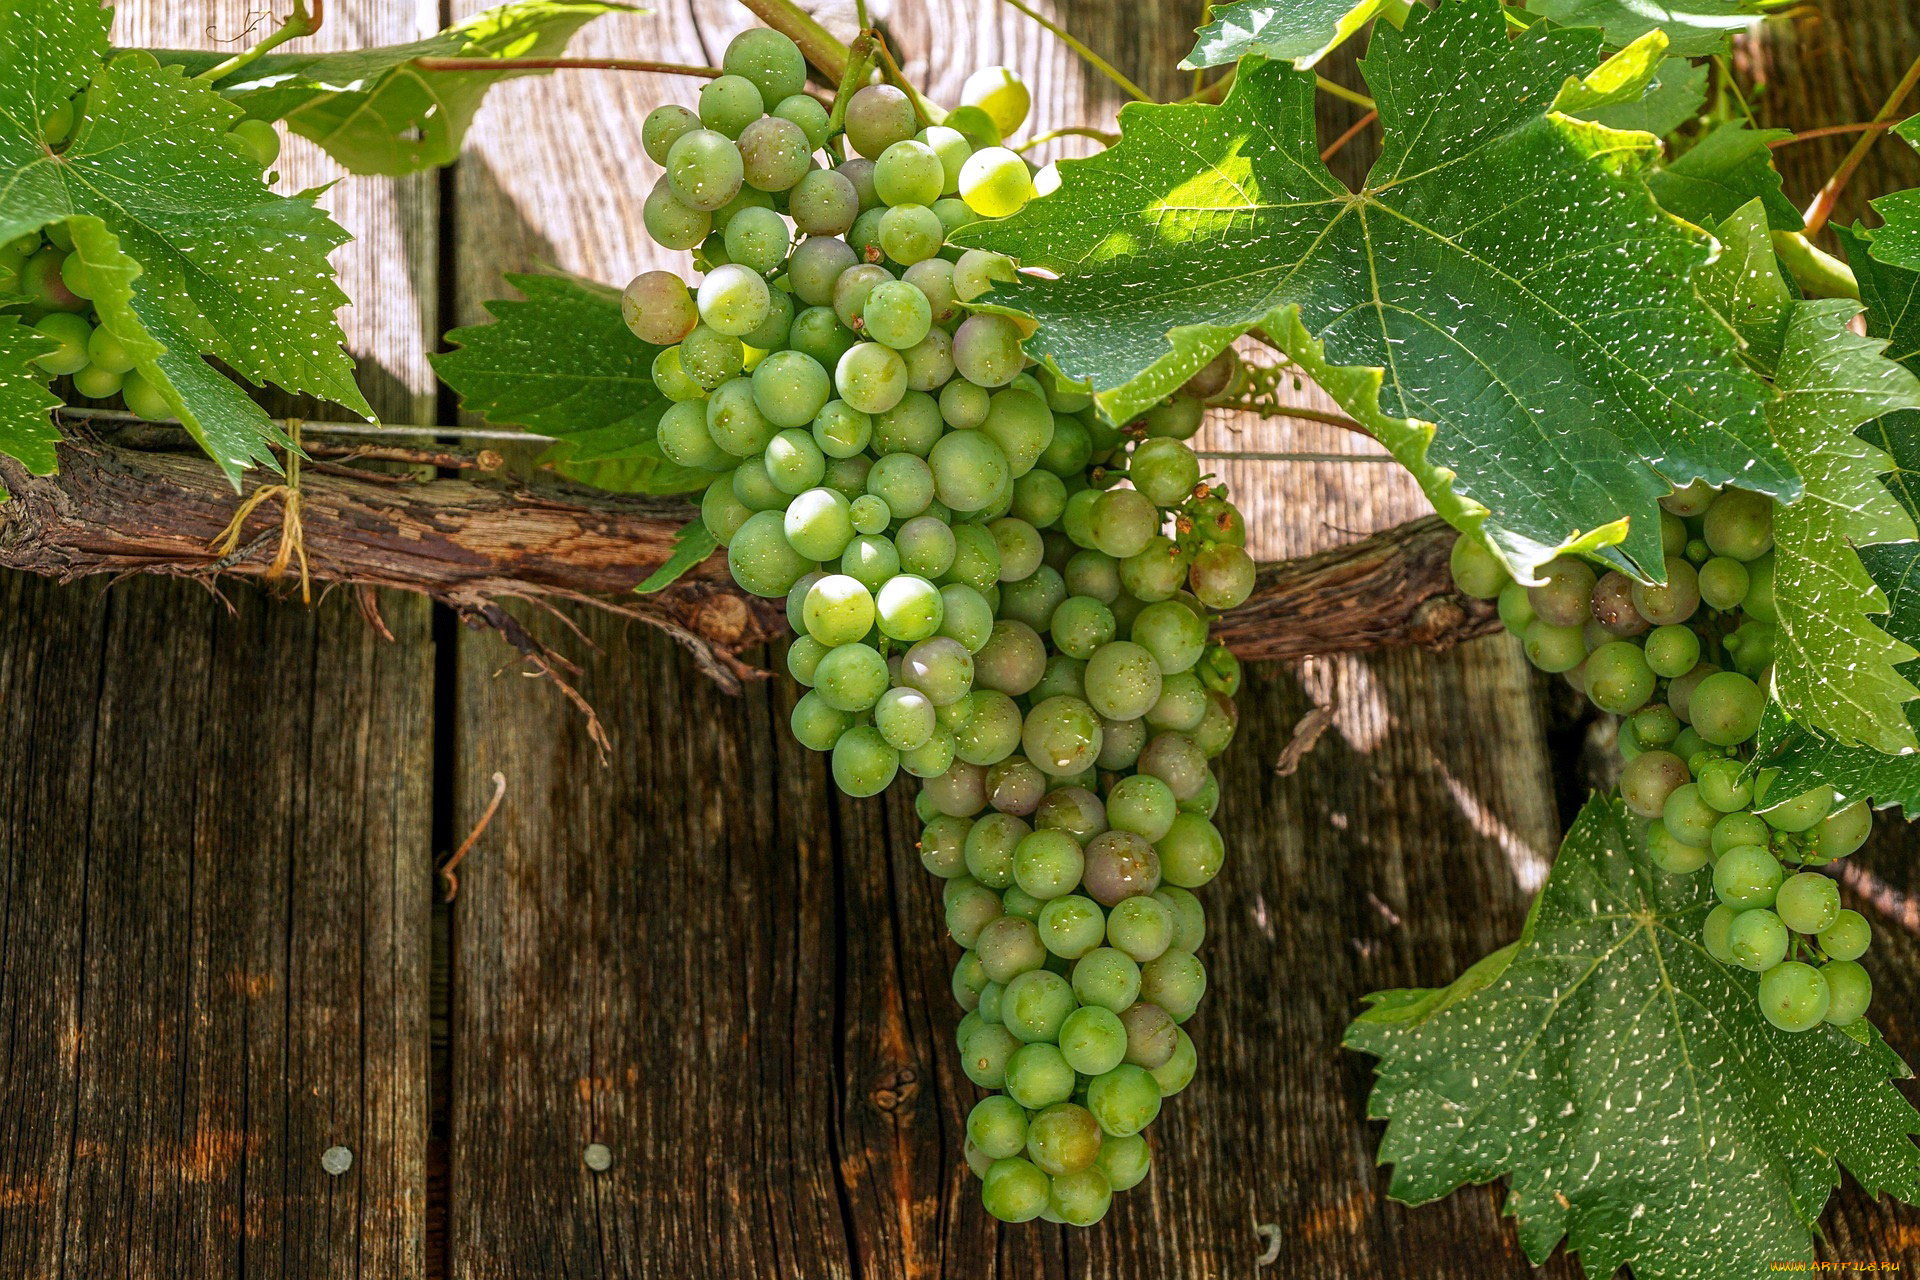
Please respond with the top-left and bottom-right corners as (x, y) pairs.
(0, 434), (1499, 689)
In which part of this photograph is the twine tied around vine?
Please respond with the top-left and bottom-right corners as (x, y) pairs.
(208, 418), (312, 603)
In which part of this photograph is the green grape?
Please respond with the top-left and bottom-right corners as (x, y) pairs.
(1139, 949), (1205, 1021)
(30, 312), (90, 375)
(848, 206), (887, 261)
(1584, 641), (1654, 714)
(1001, 565), (1067, 631)
(790, 689), (853, 751)
(1811, 799), (1872, 860)
(952, 313), (1026, 388)
(865, 452), (934, 520)
(835, 341), (910, 414)
(988, 758), (1047, 815)
(666, 128), (744, 210)
(981, 1156), (1051, 1223)
(822, 454), (873, 501)
(1714, 845), (1784, 910)
(621, 269), (699, 345)
(1072, 947), (1142, 1013)
(732, 456), (787, 511)
(701, 474), (752, 544)
(737, 115), (810, 192)
(1085, 1065), (1162, 1137)
(1589, 571), (1649, 637)
(989, 517), (1044, 582)
(845, 84), (917, 159)
(1039, 894), (1107, 960)
(1090, 489), (1158, 559)
(1818, 909), (1871, 962)
(1012, 470), (1068, 528)
(1754, 776), (1832, 833)
(1527, 557), (1597, 627)
(1735, 909), (1789, 971)
(968, 1095), (1030, 1161)
(1120, 538), (1187, 603)
(724, 27), (806, 105)
(921, 815), (973, 877)
(874, 139), (945, 207)
(1629, 557), (1700, 626)
(1702, 903), (1738, 963)
(1012, 828), (1085, 900)
(1137, 732), (1208, 800)
(71, 364), (122, 400)
(1106, 774), (1176, 842)
(833, 725), (899, 796)
(722, 205), (791, 276)
(697, 73), (764, 138)
(1724, 620), (1777, 680)
(1694, 756), (1752, 813)
(878, 203), (945, 265)
(1757, 960), (1828, 1032)
(771, 91), (829, 149)
(84, 325), (133, 376)
(1703, 489), (1774, 561)
(959, 145), (1036, 218)
(790, 170), (859, 237)
(658, 399), (730, 471)
(809, 399), (872, 460)
(893, 515), (957, 578)
(1448, 534), (1509, 599)
(977, 913), (1047, 982)
(1106, 895), (1174, 964)
(871, 391), (942, 456)
(1155, 813), (1225, 888)
(1141, 395), (1205, 440)
(840, 533), (901, 592)
(1631, 704), (1680, 749)
(902, 730), (957, 779)
(698, 263), (772, 337)
(1648, 821), (1710, 874)
(1189, 543), (1255, 610)
(1085, 641), (1163, 721)
(1661, 784), (1717, 848)
(727, 509), (812, 596)
(814, 641), (890, 713)
(1018, 694), (1101, 776)
(1744, 553), (1778, 622)
(680, 323), (744, 389)
(789, 238), (857, 306)
(861, 280), (933, 350)
(1497, 581), (1536, 634)
(902, 328), (956, 391)
(929, 429), (1010, 513)
(1131, 601), (1208, 675)
(1697, 556), (1750, 610)
(1821, 959), (1871, 1025)
(643, 103), (701, 163)
(1051, 595), (1117, 661)
(1094, 1134), (1151, 1194)
(876, 573), (944, 641)
(980, 390), (1055, 478)
(900, 636), (975, 705)
(1131, 438), (1201, 507)
(1151, 1028), (1197, 1097)
(832, 263), (892, 330)
(938, 582), (996, 651)
(1711, 810), (1769, 856)
(1689, 671), (1764, 746)
(1003, 969), (1077, 1043)
(1119, 1001), (1177, 1069)
(1023, 1103), (1103, 1181)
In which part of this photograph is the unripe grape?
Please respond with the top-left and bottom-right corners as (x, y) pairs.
(845, 84), (917, 159)
(1629, 557), (1700, 626)
(1757, 960), (1828, 1032)
(1727, 908), (1788, 971)
(1703, 488), (1774, 561)
(1527, 557), (1596, 627)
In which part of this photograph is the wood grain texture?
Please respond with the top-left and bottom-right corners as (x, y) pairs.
(0, 2), (439, 1276)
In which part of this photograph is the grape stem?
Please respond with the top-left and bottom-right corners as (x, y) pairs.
(1771, 231), (1859, 300)
(870, 32), (940, 128)
(410, 57), (722, 78)
(1175, 67), (1235, 105)
(1802, 50), (1920, 236)
(194, 0), (323, 84)
(1013, 127), (1119, 155)
(995, 0), (1152, 103)
(1766, 121), (1895, 149)
(1320, 110), (1378, 162)
(824, 32), (880, 146)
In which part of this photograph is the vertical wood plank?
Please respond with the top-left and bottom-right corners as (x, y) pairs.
(0, 2), (439, 1275)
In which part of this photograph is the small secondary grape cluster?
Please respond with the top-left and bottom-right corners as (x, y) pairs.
(1, 100), (282, 411)
(1452, 486), (1875, 1033)
(623, 28), (1257, 1226)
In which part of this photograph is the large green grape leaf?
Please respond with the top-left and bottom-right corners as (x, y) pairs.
(432, 271), (699, 494)
(0, 0), (373, 483)
(1181, 0), (1399, 71)
(1646, 121), (1800, 231)
(152, 2), (636, 177)
(1523, 0), (1762, 56)
(957, 0), (1787, 582)
(1347, 795), (1920, 1280)
(1755, 225), (1920, 810)
(0, 316), (59, 492)
(1580, 56), (1705, 136)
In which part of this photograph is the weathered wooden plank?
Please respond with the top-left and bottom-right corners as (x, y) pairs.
(0, 2), (439, 1275)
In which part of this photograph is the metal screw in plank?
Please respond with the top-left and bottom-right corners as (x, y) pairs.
(584, 1143), (614, 1172)
(321, 1146), (353, 1176)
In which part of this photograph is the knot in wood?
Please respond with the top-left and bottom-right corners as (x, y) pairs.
(868, 1066), (919, 1112)
(1408, 594), (1468, 648)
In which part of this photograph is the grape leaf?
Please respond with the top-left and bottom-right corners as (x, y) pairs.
(1867, 116), (1920, 274)
(0, 316), (59, 491)
(151, 2), (636, 177)
(1754, 225), (1920, 810)
(1549, 29), (1671, 117)
(1181, 0), (1399, 71)
(1646, 121), (1801, 231)
(1347, 794), (1920, 1280)
(1694, 205), (1920, 753)
(432, 271), (698, 493)
(1523, 0), (1762, 57)
(1580, 56), (1705, 136)
(636, 520), (717, 594)
(0, 0), (373, 483)
(957, 0), (1788, 582)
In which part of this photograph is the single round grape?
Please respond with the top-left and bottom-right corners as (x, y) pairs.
(845, 84), (917, 159)
(1156, 813), (1225, 888)
(988, 758), (1048, 816)
(953, 691), (1024, 766)
(1648, 821), (1711, 874)
(1088, 489), (1157, 559)
(1053, 1007), (1126, 1080)
(938, 582), (996, 652)
(1085, 641), (1164, 721)
(1129, 438), (1200, 508)
(697, 263), (771, 337)
(1139, 949), (1206, 1022)
(1661, 783), (1718, 848)
(697, 73), (764, 138)
(1697, 555), (1750, 611)
(1629, 557), (1700, 626)
(737, 115), (810, 192)
(1528, 558), (1598, 627)
(927, 430), (1010, 514)
(1702, 903), (1738, 963)
(901, 729), (957, 779)
(1106, 774), (1177, 843)
(1588, 570), (1650, 636)
(872, 139), (944, 207)
(889, 515), (956, 579)
(1715, 845), (1784, 910)
(1012, 694), (1098, 777)
(1049, 595), (1117, 662)
(722, 25), (806, 103)
(806, 401), (870, 462)
(1016, 1103), (1102, 1184)
(1072, 947), (1142, 1014)
(834, 342), (909, 414)
(952, 313), (1026, 388)
(789, 169), (858, 237)
(1811, 799), (1872, 861)
(679, 323), (744, 390)
(783, 487), (855, 562)
(1818, 959), (1871, 1026)
(1138, 732), (1208, 800)
(987, 519), (1043, 585)
(1151, 1028), (1197, 1097)
(1011, 470), (1068, 530)
(1131, 601), (1208, 677)
(969, 619), (1044, 697)
(1039, 894), (1107, 960)
(1619, 750), (1688, 819)
(789, 237), (858, 306)
(790, 690), (854, 752)
(1631, 704), (1681, 750)
(732, 456), (787, 512)
(901, 328), (956, 392)
(83, 326), (132, 377)
(1758, 960), (1829, 1032)
(1725, 620), (1777, 681)
(958, 145), (1036, 218)
(1704, 488), (1774, 561)
(925, 760), (989, 818)
(877, 203), (945, 265)
(822, 455), (873, 501)
(1691, 758), (1752, 816)
(1106, 895), (1174, 965)
(839, 533), (900, 592)
(666, 128), (744, 211)
(718, 206), (788, 278)
(1036, 787), (1107, 841)
(920, 815), (973, 878)
(1816, 909), (1871, 962)
(862, 453), (932, 522)
(1121, 538), (1187, 603)
(1006, 1041), (1078, 1110)
(701, 474), (753, 544)
(1659, 479), (1713, 516)
(643, 103), (701, 165)
(765, 427), (827, 495)
(1497, 581), (1537, 635)
(1087, 1134), (1149, 1197)
(29, 312), (90, 376)
(1711, 810), (1769, 857)
(1728, 909), (1789, 974)
(1690, 671), (1764, 746)
(1189, 543), (1255, 610)
(814, 643), (891, 715)
(968, 1095), (1030, 1161)
(847, 206), (887, 262)
(976, 392), (1052, 479)
(980, 1155), (1051, 1223)
(976, 913), (1047, 985)
(960, 1019), (1020, 1088)
(1082, 830), (1161, 907)
(869, 687), (935, 754)
(1754, 780), (1832, 837)
(1005, 827), (1080, 900)
(1001, 565), (1067, 631)
(1447, 534), (1509, 600)
(900, 636), (975, 706)
(1518, 620), (1580, 674)
(1583, 641), (1654, 714)
(1003, 969), (1077, 1044)
(874, 573), (942, 643)
(768, 91), (827, 148)
(620, 269), (699, 345)
(946, 876), (1004, 948)
(1140, 394), (1205, 440)
(71, 364), (123, 400)
(1085, 1065), (1161, 1138)
(833, 725), (899, 796)
(727, 509), (812, 597)
(1118, 1000), (1178, 1070)
(1639, 624), (1699, 680)
(860, 279), (932, 350)
(1774, 871), (1841, 935)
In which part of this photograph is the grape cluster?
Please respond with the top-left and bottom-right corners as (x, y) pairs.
(622, 31), (1256, 1225)
(1452, 484), (1876, 1033)
(1, 104), (280, 414)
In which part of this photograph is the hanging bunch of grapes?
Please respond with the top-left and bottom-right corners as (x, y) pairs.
(1453, 485), (1875, 1033)
(623, 28), (1256, 1225)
